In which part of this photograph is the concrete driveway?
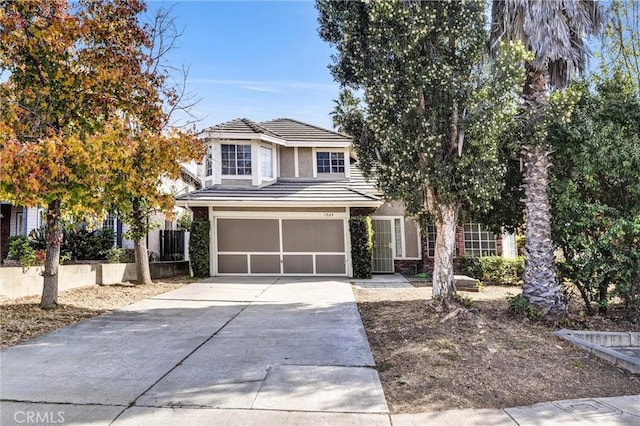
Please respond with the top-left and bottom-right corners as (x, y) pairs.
(0, 278), (389, 425)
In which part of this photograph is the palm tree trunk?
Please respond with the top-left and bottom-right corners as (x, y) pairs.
(521, 146), (565, 316)
(41, 199), (61, 309)
(432, 203), (458, 300)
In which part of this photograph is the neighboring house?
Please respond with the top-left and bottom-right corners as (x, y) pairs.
(108, 165), (202, 258)
(0, 203), (44, 262)
(175, 118), (516, 277)
(0, 166), (201, 263)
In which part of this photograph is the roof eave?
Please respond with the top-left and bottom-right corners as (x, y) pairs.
(201, 131), (287, 145)
(175, 199), (381, 208)
(284, 141), (351, 148)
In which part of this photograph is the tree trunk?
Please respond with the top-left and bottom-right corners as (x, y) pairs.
(521, 146), (565, 316)
(134, 237), (152, 285)
(432, 203), (458, 300)
(41, 200), (62, 309)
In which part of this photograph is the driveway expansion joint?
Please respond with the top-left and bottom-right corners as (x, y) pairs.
(0, 398), (127, 408)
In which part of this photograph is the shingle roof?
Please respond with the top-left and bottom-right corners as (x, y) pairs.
(204, 118), (281, 138)
(259, 118), (351, 144)
(176, 180), (380, 206)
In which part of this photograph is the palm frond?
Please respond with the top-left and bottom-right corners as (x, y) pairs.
(490, 0), (603, 88)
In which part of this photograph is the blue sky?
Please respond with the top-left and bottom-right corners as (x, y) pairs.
(148, 1), (339, 130)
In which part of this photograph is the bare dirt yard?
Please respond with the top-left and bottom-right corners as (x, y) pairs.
(355, 285), (640, 414)
(0, 278), (190, 348)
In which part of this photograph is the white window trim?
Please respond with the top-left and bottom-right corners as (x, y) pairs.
(313, 149), (346, 177)
(15, 212), (24, 235)
(463, 223), (498, 258)
(220, 143), (253, 178)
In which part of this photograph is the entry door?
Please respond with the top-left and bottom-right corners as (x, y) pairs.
(372, 219), (394, 273)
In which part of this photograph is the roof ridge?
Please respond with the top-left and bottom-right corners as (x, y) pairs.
(204, 118), (282, 138)
(240, 118), (282, 137)
(261, 117), (351, 139)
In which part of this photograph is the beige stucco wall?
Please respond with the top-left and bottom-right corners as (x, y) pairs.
(404, 218), (420, 258)
(372, 202), (406, 216)
(280, 147), (295, 177)
(221, 179), (253, 186)
(298, 148), (313, 178)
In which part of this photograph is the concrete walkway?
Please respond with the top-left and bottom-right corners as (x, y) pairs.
(1, 278), (639, 425)
(1, 278), (388, 425)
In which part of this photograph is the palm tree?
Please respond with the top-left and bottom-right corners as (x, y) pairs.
(490, 0), (603, 316)
(330, 89), (361, 133)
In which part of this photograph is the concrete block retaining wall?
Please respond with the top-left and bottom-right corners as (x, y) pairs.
(0, 261), (189, 299)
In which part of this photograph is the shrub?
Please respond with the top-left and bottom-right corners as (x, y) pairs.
(457, 256), (482, 278)
(66, 227), (115, 260)
(177, 211), (193, 230)
(29, 226), (115, 260)
(457, 256), (524, 285)
(349, 216), (373, 279)
(7, 236), (41, 267)
(507, 293), (545, 321)
(106, 247), (136, 263)
(189, 220), (210, 277)
(7, 235), (32, 260)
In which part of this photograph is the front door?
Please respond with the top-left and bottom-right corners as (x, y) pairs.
(372, 219), (394, 273)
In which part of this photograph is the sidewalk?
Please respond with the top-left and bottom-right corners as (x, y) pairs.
(392, 395), (640, 425)
(1, 278), (638, 425)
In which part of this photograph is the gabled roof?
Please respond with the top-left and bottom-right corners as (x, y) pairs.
(201, 118), (285, 144)
(259, 118), (351, 147)
(204, 118), (281, 138)
(176, 180), (380, 207)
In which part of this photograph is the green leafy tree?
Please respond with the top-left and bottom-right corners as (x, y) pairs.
(490, 0), (603, 317)
(0, 0), (157, 308)
(550, 77), (640, 318)
(599, 0), (640, 92)
(317, 0), (528, 300)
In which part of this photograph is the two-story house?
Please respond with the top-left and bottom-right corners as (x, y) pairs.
(176, 118), (516, 277)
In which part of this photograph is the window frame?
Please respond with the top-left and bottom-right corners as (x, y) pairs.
(463, 223), (497, 257)
(221, 144), (252, 176)
(316, 151), (345, 174)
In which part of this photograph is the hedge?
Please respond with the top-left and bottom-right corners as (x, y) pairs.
(189, 220), (210, 277)
(349, 216), (373, 279)
(457, 256), (524, 285)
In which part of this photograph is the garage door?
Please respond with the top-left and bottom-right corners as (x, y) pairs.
(216, 218), (347, 275)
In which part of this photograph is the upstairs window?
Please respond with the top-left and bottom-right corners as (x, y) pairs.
(261, 146), (273, 179)
(205, 146), (213, 176)
(316, 152), (345, 174)
(222, 144), (252, 176)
